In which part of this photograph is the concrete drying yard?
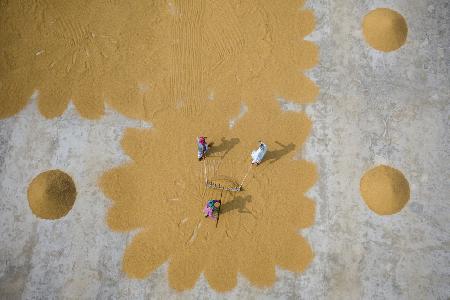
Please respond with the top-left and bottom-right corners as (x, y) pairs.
(0, 0), (449, 299)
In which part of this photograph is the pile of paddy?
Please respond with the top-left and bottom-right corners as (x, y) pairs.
(28, 170), (77, 219)
(360, 165), (410, 215)
(363, 8), (408, 52)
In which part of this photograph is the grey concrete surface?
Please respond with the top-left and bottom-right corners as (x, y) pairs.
(1, 0), (449, 299)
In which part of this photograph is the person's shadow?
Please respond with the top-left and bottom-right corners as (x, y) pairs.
(221, 195), (252, 215)
(208, 137), (240, 158)
(263, 141), (296, 164)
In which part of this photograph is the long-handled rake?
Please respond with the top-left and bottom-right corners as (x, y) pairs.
(216, 190), (223, 228)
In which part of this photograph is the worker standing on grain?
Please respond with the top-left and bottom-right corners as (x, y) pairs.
(203, 199), (221, 219)
(251, 141), (267, 165)
(197, 136), (208, 161)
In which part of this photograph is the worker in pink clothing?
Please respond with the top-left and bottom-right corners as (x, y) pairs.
(203, 199), (221, 219)
(197, 136), (208, 161)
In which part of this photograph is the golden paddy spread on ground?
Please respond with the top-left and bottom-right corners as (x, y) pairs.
(100, 102), (317, 291)
(3, 0), (319, 292)
(0, 0), (318, 121)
